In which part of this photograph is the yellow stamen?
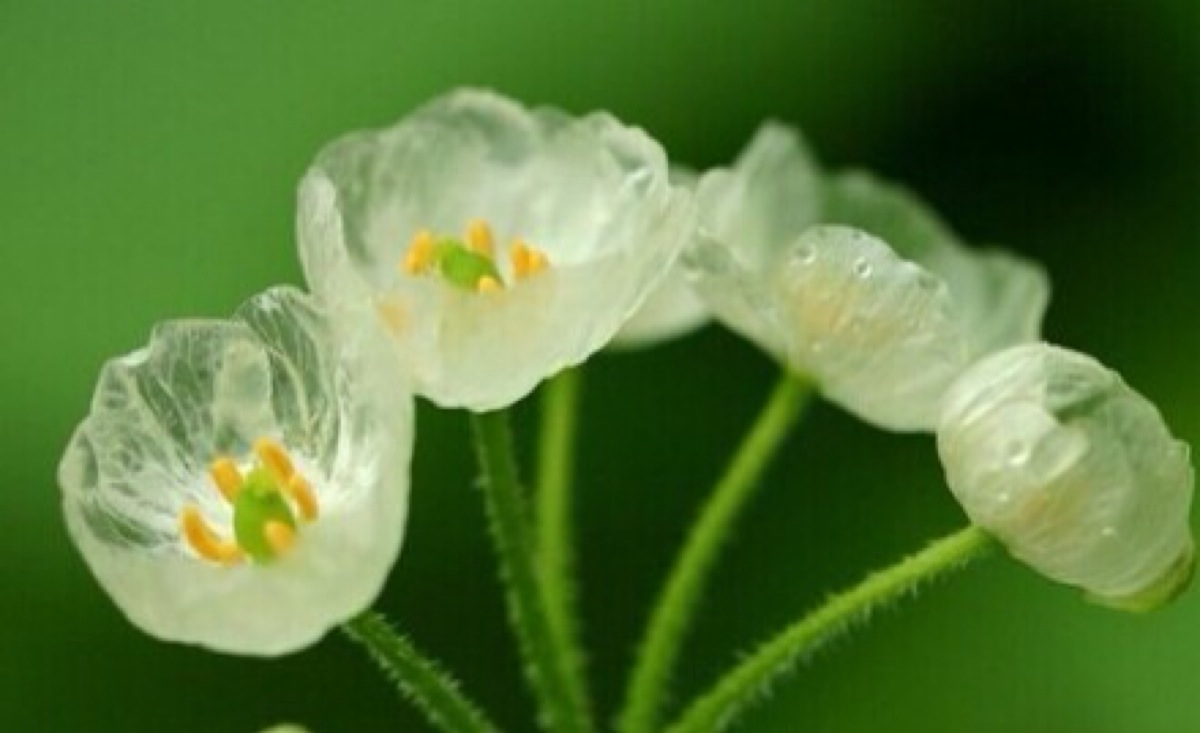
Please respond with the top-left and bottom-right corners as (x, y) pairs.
(511, 239), (531, 274)
(403, 229), (436, 274)
(264, 521), (297, 556)
(465, 219), (494, 257)
(528, 248), (549, 275)
(180, 506), (243, 565)
(477, 275), (502, 294)
(254, 437), (296, 487)
(286, 475), (320, 522)
(208, 457), (243, 503)
(511, 239), (550, 279)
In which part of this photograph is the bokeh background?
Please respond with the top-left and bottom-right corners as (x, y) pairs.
(2, 1), (1197, 730)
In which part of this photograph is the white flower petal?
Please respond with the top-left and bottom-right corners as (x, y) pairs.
(700, 122), (823, 269)
(612, 166), (711, 348)
(60, 287), (412, 655)
(610, 268), (710, 349)
(938, 343), (1194, 609)
(298, 89), (694, 410)
(686, 125), (822, 352)
(772, 226), (970, 430)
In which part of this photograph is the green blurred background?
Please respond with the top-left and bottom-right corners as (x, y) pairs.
(2, 1), (1197, 730)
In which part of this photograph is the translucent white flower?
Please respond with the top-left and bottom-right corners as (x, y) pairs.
(612, 168), (710, 349)
(938, 343), (1194, 611)
(59, 287), (412, 655)
(298, 89), (694, 410)
(688, 123), (1049, 430)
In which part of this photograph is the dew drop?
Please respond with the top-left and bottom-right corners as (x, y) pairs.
(916, 272), (940, 292)
(793, 242), (817, 265)
(1004, 439), (1031, 467)
(853, 257), (872, 279)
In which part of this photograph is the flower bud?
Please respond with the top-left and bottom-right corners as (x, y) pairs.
(937, 343), (1194, 611)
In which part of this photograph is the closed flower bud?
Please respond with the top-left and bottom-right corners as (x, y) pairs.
(938, 343), (1194, 611)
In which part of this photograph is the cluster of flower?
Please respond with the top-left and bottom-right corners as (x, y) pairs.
(59, 89), (1193, 657)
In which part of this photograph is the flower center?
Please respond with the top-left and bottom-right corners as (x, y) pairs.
(179, 437), (321, 566)
(400, 218), (550, 293)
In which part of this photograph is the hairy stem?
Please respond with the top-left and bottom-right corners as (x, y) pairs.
(472, 410), (594, 733)
(343, 612), (501, 733)
(666, 526), (995, 733)
(618, 373), (814, 733)
(534, 369), (587, 692)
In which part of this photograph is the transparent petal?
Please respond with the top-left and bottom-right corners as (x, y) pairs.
(60, 287), (413, 655)
(613, 166), (711, 348)
(773, 226), (970, 430)
(938, 343), (1194, 606)
(611, 268), (709, 349)
(298, 89), (693, 410)
(685, 124), (823, 358)
(700, 122), (823, 269)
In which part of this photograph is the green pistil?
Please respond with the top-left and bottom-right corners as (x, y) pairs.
(434, 239), (501, 290)
(232, 467), (298, 563)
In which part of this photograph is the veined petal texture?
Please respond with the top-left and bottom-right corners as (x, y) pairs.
(59, 287), (413, 655)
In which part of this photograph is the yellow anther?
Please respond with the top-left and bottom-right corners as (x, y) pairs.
(511, 239), (550, 279)
(264, 521), (297, 556)
(477, 275), (502, 294)
(286, 474), (320, 522)
(511, 240), (530, 273)
(403, 229), (436, 274)
(208, 457), (243, 503)
(254, 437), (296, 487)
(527, 248), (549, 275)
(180, 506), (243, 566)
(465, 219), (495, 257)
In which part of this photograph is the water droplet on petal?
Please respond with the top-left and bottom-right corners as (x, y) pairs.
(793, 242), (817, 265)
(853, 257), (872, 279)
(1004, 439), (1031, 467)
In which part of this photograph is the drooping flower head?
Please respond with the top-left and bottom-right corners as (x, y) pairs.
(938, 343), (1194, 611)
(59, 287), (413, 655)
(298, 89), (694, 410)
(688, 123), (1050, 430)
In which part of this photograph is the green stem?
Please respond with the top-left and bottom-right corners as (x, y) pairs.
(665, 526), (995, 733)
(618, 373), (814, 733)
(471, 410), (595, 733)
(534, 369), (587, 687)
(343, 612), (501, 733)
